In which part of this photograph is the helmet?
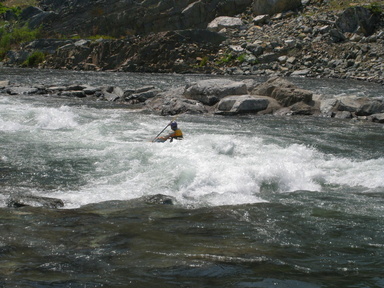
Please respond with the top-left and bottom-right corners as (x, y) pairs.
(170, 121), (177, 129)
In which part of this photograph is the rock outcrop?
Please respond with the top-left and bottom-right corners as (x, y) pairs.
(3, 76), (382, 123)
(35, 0), (253, 37)
(33, 30), (226, 73)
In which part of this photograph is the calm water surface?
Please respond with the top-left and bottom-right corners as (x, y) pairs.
(0, 68), (383, 287)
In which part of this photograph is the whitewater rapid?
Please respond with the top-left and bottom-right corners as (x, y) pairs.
(1, 95), (383, 209)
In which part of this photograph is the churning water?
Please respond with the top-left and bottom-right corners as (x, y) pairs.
(0, 68), (383, 287)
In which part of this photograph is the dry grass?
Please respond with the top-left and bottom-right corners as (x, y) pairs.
(326, 0), (384, 10)
(2, 0), (38, 8)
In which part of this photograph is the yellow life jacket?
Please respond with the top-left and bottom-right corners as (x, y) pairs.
(170, 128), (183, 139)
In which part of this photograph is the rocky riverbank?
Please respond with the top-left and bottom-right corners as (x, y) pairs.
(2, 1), (383, 84)
(1, 76), (383, 124)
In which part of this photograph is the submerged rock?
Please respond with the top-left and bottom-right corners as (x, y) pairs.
(8, 195), (64, 209)
(143, 194), (176, 205)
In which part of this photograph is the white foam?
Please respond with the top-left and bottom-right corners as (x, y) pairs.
(2, 97), (383, 209)
(35, 106), (79, 130)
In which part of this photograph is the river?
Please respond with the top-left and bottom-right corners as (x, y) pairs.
(1, 68), (383, 287)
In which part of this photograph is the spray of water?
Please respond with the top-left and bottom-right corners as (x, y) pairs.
(1, 97), (383, 208)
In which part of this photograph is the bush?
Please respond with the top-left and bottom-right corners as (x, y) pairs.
(0, 24), (40, 60)
(22, 50), (45, 67)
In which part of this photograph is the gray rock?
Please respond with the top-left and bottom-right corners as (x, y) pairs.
(61, 90), (86, 98)
(290, 101), (316, 115)
(334, 110), (352, 119)
(247, 43), (264, 57)
(291, 69), (310, 77)
(216, 95), (270, 114)
(207, 16), (244, 32)
(184, 79), (248, 106)
(271, 87), (313, 107)
(253, 14), (271, 25)
(83, 85), (100, 95)
(258, 53), (280, 63)
(337, 96), (366, 112)
(6, 87), (39, 95)
(0, 80), (10, 89)
(335, 6), (381, 36)
(320, 98), (338, 114)
(147, 87), (208, 115)
(8, 195), (64, 209)
(356, 100), (384, 116)
(251, 77), (297, 96)
(372, 113), (384, 123)
(126, 90), (160, 103)
(102, 91), (120, 102)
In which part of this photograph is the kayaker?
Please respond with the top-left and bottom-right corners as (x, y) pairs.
(156, 121), (183, 142)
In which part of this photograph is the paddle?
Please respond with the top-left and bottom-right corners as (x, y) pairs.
(151, 116), (178, 142)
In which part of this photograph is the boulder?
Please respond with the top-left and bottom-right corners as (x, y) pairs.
(334, 111), (352, 119)
(372, 113), (384, 123)
(320, 98), (338, 115)
(335, 6), (381, 36)
(271, 87), (313, 107)
(290, 101), (317, 115)
(6, 87), (39, 95)
(216, 95), (270, 114)
(356, 100), (384, 116)
(337, 96), (367, 112)
(251, 77), (297, 97)
(147, 87), (208, 115)
(253, 14), (271, 25)
(8, 195), (64, 209)
(252, 0), (302, 16)
(184, 79), (248, 105)
(207, 16), (243, 32)
(329, 28), (347, 43)
(125, 89), (160, 103)
(61, 90), (86, 98)
(0, 80), (10, 89)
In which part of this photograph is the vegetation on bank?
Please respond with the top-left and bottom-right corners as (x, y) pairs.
(0, 24), (40, 60)
(21, 50), (44, 67)
(1, 0), (37, 8)
(326, 0), (383, 13)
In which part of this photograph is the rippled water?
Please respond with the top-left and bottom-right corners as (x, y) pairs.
(0, 68), (383, 287)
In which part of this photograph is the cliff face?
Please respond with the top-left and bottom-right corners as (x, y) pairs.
(37, 0), (254, 37)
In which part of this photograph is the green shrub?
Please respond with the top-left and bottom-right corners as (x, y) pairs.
(0, 24), (40, 60)
(236, 54), (247, 63)
(22, 50), (45, 67)
(0, 3), (22, 16)
(216, 53), (234, 65)
(367, 2), (383, 14)
(199, 56), (209, 67)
